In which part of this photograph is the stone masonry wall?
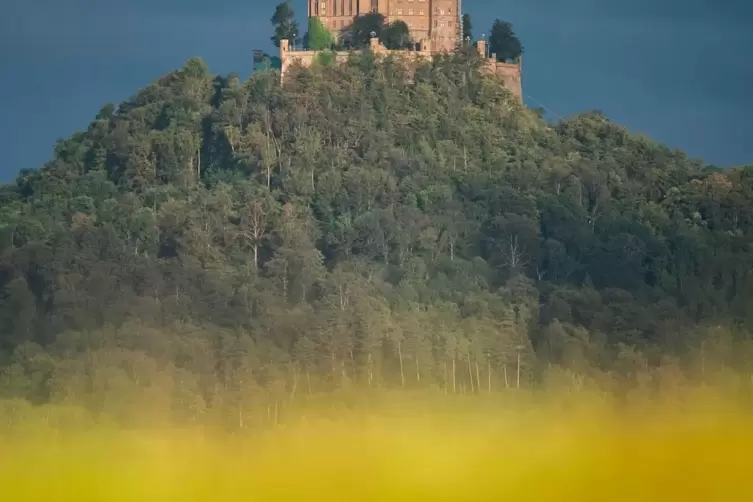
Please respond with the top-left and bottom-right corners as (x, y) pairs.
(279, 38), (522, 102)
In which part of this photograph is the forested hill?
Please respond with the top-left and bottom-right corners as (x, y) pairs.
(1, 49), (752, 417)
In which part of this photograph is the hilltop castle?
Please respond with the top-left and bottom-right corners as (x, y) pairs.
(280, 1), (522, 101)
(308, 0), (462, 53)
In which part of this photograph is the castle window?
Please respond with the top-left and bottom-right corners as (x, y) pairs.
(408, 8), (413, 15)
(448, 21), (452, 28)
(434, 19), (438, 26)
(397, 8), (402, 14)
(419, 9), (423, 15)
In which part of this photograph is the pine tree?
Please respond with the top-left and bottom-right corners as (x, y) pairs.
(271, 1), (299, 48)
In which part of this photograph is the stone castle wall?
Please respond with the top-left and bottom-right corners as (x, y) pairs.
(279, 38), (522, 102)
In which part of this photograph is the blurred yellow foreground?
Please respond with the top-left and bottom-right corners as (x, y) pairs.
(1, 389), (751, 501)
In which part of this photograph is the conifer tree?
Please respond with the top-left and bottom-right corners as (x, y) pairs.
(271, 1), (299, 47)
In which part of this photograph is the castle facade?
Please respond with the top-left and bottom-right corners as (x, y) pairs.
(307, 0), (462, 52)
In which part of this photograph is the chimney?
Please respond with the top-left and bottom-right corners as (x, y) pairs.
(280, 39), (289, 55)
(476, 39), (486, 58)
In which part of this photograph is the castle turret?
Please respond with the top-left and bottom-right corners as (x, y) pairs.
(476, 39), (486, 58)
(280, 39), (290, 78)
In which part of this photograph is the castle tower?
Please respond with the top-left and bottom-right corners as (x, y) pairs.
(308, 1), (374, 34)
(308, 1), (462, 51)
(427, 0), (459, 52)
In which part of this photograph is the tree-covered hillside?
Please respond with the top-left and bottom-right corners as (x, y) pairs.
(1, 48), (752, 422)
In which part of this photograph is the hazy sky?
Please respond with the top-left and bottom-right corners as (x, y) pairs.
(1, 0), (751, 181)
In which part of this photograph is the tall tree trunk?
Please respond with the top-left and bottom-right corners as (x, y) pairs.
(367, 353), (374, 388)
(467, 356), (474, 393)
(487, 359), (491, 392)
(349, 350), (357, 383)
(475, 359), (481, 392)
(397, 340), (405, 387)
(452, 354), (456, 393)
(516, 351), (521, 389)
(290, 366), (298, 402)
(197, 146), (201, 180)
(503, 364), (509, 388)
(444, 361), (448, 395)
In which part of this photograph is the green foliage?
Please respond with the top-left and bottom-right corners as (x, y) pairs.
(2, 49), (753, 422)
(345, 12), (386, 48)
(253, 52), (281, 72)
(462, 13), (473, 42)
(270, 1), (299, 48)
(344, 13), (414, 50)
(489, 19), (523, 62)
(306, 16), (334, 51)
(314, 50), (336, 66)
(381, 20), (413, 50)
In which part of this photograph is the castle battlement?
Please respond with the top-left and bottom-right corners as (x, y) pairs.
(279, 37), (522, 101)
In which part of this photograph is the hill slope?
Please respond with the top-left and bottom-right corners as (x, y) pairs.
(1, 49), (752, 418)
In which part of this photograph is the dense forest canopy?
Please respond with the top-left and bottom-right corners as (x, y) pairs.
(1, 44), (752, 426)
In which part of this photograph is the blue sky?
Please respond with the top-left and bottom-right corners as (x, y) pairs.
(1, 0), (751, 182)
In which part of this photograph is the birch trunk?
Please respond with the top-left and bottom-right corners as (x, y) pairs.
(475, 360), (481, 392)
